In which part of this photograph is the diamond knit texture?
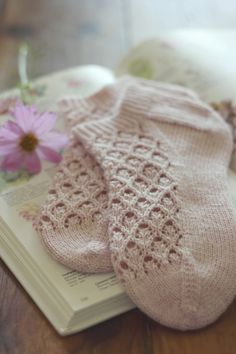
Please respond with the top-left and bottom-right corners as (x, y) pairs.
(35, 82), (200, 274)
(35, 92), (119, 273)
(72, 76), (236, 330)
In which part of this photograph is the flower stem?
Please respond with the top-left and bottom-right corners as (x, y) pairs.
(18, 43), (31, 103)
(18, 43), (29, 86)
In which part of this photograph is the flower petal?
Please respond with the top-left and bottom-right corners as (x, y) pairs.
(0, 122), (22, 140)
(0, 141), (18, 156)
(3, 120), (23, 135)
(40, 131), (68, 151)
(37, 145), (62, 164)
(33, 112), (57, 135)
(1, 151), (24, 172)
(12, 104), (38, 133)
(24, 152), (42, 174)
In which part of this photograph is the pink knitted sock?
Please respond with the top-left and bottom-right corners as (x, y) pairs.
(73, 77), (236, 330)
(35, 91), (121, 273)
(36, 81), (194, 273)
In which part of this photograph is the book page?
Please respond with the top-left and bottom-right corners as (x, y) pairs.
(0, 66), (127, 311)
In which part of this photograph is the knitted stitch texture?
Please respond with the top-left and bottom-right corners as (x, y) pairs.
(72, 77), (236, 330)
(36, 81), (197, 273)
(35, 92), (121, 273)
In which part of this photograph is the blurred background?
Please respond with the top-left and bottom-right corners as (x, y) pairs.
(0, 0), (235, 91)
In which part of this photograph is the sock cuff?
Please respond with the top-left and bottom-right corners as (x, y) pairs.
(119, 78), (231, 135)
(70, 77), (231, 145)
(57, 78), (130, 130)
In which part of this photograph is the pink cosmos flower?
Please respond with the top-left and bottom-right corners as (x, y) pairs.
(0, 103), (68, 174)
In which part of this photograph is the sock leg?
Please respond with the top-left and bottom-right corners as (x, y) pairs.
(36, 93), (116, 273)
(36, 138), (112, 273)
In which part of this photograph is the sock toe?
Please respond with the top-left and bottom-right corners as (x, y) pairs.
(122, 259), (236, 330)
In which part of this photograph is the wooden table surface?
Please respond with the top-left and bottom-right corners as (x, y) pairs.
(1, 1), (236, 353)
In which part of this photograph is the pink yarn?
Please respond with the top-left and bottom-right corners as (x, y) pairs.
(72, 77), (236, 330)
(36, 77), (236, 330)
(35, 94), (116, 273)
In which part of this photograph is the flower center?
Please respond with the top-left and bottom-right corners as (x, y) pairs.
(19, 133), (38, 152)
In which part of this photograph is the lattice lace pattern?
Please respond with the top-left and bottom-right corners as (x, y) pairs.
(34, 75), (236, 330)
(37, 140), (108, 233)
(35, 137), (111, 271)
(76, 123), (183, 282)
(34, 90), (123, 272)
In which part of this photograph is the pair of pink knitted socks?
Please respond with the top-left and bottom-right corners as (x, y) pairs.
(36, 77), (236, 330)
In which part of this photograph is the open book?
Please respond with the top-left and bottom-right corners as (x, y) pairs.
(1, 29), (236, 335)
